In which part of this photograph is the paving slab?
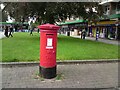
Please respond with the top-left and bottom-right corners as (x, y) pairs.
(1, 62), (119, 89)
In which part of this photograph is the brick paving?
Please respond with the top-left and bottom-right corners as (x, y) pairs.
(2, 62), (119, 88)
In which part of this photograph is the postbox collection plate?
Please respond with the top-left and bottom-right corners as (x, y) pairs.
(46, 38), (53, 49)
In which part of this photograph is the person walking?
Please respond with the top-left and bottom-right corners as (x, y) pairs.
(30, 22), (35, 36)
(4, 26), (9, 38)
(30, 25), (34, 36)
(9, 25), (13, 37)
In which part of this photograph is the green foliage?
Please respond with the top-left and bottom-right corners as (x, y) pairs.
(55, 73), (64, 80)
(2, 11), (8, 22)
(3, 2), (103, 23)
(34, 71), (45, 81)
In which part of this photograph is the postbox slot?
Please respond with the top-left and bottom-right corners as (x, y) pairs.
(46, 34), (53, 36)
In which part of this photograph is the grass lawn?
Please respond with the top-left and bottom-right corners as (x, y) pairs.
(1, 32), (119, 62)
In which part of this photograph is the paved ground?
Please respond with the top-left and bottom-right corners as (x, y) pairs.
(71, 35), (120, 45)
(2, 62), (119, 89)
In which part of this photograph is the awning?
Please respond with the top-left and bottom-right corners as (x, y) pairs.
(58, 20), (87, 25)
(109, 14), (120, 19)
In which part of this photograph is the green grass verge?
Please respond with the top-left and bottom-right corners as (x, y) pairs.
(57, 35), (118, 60)
(2, 32), (40, 62)
(1, 32), (119, 62)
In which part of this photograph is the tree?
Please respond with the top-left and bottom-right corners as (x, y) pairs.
(1, 2), (9, 22)
(2, 11), (8, 22)
(2, 2), (103, 24)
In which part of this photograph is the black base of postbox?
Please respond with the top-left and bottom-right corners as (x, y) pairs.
(39, 66), (56, 79)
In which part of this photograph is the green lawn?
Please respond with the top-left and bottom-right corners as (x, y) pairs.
(1, 32), (119, 62)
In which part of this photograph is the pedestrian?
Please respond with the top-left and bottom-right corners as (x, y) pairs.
(79, 30), (82, 39)
(37, 28), (40, 33)
(30, 29), (33, 36)
(96, 28), (99, 41)
(14, 24), (18, 32)
(82, 29), (86, 39)
(30, 22), (35, 36)
(4, 26), (9, 38)
(9, 25), (13, 37)
(30, 25), (34, 36)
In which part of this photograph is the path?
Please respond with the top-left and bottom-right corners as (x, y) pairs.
(2, 62), (119, 88)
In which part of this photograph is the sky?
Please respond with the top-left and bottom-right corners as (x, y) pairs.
(0, 4), (5, 9)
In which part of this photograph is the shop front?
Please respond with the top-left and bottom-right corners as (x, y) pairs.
(88, 20), (119, 40)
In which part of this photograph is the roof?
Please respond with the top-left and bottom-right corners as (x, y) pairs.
(0, 22), (29, 25)
(58, 20), (87, 25)
(0, 22), (13, 24)
(99, 0), (119, 5)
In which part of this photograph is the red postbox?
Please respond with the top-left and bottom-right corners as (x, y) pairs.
(38, 24), (60, 79)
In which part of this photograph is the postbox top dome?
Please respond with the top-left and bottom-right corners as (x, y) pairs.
(38, 24), (60, 30)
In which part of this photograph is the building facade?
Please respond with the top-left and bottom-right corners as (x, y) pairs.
(95, 1), (120, 40)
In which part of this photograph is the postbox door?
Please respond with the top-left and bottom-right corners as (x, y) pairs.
(45, 33), (57, 68)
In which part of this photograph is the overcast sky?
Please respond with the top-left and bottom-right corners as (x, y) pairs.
(0, 4), (5, 10)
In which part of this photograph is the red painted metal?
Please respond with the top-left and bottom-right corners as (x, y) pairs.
(38, 24), (60, 68)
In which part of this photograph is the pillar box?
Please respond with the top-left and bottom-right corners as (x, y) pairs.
(38, 24), (60, 79)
